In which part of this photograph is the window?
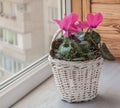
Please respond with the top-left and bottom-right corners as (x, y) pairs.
(0, 53), (24, 75)
(11, 4), (17, 17)
(0, 0), (65, 87)
(17, 4), (27, 13)
(0, 0), (71, 108)
(1, 1), (17, 18)
(3, 29), (17, 45)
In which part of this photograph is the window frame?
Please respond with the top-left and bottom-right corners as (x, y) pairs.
(2, 29), (18, 47)
(11, 3), (17, 17)
(0, 0), (71, 107)
(0, 55), (52, 108)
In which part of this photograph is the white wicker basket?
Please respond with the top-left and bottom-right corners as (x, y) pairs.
(48, 30), (103, 102)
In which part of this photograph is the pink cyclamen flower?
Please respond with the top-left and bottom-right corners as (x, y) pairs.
(79, 13), (103, 29)
(79, 21), (89, 29)
(54, 13), (80, 37)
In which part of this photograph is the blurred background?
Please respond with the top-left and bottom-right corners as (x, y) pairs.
(0, 0), (60, 83)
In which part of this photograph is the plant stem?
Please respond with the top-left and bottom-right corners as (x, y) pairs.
(86, 28), (90, 33)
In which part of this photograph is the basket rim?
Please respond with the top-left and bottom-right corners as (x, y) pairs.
(48, 55), (103, 63)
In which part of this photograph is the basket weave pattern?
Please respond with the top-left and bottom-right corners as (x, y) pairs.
(49, 56), (103, 102)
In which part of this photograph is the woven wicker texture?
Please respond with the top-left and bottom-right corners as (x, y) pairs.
(49, 56), (103, 102)
(49, 29), (103, 102)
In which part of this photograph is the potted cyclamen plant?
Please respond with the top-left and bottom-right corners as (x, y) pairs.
(48, 12), (115, 102)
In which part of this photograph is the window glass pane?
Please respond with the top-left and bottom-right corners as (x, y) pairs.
(3, 30), (7, 42)
(11, 4), (17, 17)
(2, 29), (17, 45)
(7, 30), (14, 44)
(0, 0), (61, 83)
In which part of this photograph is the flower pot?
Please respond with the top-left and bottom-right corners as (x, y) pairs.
(48, 30), (103, 102)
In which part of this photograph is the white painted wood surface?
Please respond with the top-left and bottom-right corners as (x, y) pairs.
(11, 61), (120, 108)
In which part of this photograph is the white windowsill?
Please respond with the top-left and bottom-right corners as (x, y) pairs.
(0, 57), (52, 108)
(10, 61), (120, 108)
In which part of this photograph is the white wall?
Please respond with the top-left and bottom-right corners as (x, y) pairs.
(17, 33), (32, 50)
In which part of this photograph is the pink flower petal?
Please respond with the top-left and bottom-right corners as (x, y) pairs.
(86, 12), (103, 28)
(54, 12), (81, 36)
(94, 13), (103, 27)
(53, 19), (61, 25)
(87, 13), (95, 27)
(53, 19), (63, 29)
(70, 13), (78, 23)
(79, 21), (89, 28)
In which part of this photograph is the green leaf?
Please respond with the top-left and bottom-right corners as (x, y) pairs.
(101, 43), (115, 60)
(58, 37), (72, 59)
(77, 31), (85, 41)
(84, 32), (91, 42)
(87, 52), (96, 60)
(91, 31), (101, 44)
(63, 37), (70, 46)
(58, 44), (71, 55)
(71, 40), (82, 53)
(79, 41), (90, 52)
